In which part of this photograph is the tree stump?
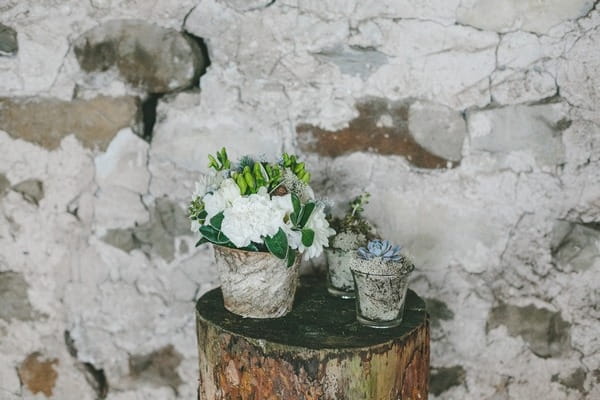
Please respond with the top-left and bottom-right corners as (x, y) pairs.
(196, 276), (429, 400)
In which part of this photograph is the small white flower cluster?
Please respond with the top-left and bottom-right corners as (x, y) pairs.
(191, 172), (334, 261)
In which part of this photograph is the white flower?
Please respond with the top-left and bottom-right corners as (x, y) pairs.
(221, 188), (293, 248)
(192, 171), (225, 200)
(282, 222), (302, 250)
(203, 178), (241, 219)
(298, 204), (335, 261)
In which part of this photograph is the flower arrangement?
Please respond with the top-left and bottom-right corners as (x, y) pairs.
(189, 148), (335, 267)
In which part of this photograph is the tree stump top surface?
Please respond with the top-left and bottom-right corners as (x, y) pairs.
(196, 275), (427, 350)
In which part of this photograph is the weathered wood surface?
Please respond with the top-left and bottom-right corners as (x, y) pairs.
(196, 276), (429, 400)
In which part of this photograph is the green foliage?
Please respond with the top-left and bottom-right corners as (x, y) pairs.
(199, 225), (231, 245)
(328, 192), (375, 239)
(208, 147), (231, 171)
(289, 193), (316, 230)
(264, 228), (289, 259)
(209, 212), (224, 230)
(230, 159), (286, 195)
(188, 197), (207, 228)
(286, 248), (297, 268)
(281, 153), (310, 183)
(301, 229), (315, 247)
(350, 193), (370, 217)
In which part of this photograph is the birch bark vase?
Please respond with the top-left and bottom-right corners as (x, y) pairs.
(196, 276), (430, 400)
(213, 245), (300, 319)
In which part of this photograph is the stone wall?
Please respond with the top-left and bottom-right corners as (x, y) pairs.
(1, 1), (599, 399)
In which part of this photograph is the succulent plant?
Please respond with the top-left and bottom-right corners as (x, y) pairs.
(357, 240), (402, 261)
(327, 193), (375, 240)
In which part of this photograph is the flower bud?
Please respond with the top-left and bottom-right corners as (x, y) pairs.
(236, 174), (248, 194)
(244, 170), (255, 190)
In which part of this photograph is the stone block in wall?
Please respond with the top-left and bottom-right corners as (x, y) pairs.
(0, 271), (35, 322)
(551, 221), (600, 272)
(95, 128), (150, 194)
(408, 101), (466, 162)
(558, 22), (600, 111)
(296, 97), (463, 168)
(0, 23), (18, 56)
(368, 19), (498, 109)
(491, 69), (557, 105)
(17, 353), (59, 397)
(466, 103), (567, 167)
(74, 20), (205, 93)
(0, 96), (141, 151)
(0, 172), (10, 198)
(487, 302), (571, 358)
(12, 179), (44, 205)
(457, 0), (595, 33)
(101, 197), (190, 262)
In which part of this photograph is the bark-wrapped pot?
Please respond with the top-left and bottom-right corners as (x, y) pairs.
(213, 245), (300, 318)
(350, 253), (415, 328)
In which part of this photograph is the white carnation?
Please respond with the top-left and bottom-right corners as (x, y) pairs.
(203, 178), (241, 219)
(298, 204), (335, 261)
(221, 189), (293, 248)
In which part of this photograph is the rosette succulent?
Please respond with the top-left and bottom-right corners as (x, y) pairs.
(358, 240), (402, 261)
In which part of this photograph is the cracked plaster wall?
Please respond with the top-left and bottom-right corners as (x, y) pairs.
(0, 0), (599, 399)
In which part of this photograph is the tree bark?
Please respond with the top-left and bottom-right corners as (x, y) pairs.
(196, 276), (429, 400)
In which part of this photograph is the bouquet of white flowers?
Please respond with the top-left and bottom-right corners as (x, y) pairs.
(189, 148), (335, 267)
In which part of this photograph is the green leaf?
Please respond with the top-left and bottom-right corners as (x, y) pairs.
(264, 228), (288, 259)
(301, 229), (315, 247)
(199, 225), (231, 245)
(298, 202), (316, 228)
(209, 212), (224, 230)
(286, 248), (297, 268)
(291, 193), (301, 215)
(208, 154), (218, 169)
(240, 243), (259, 252)
(195, 237), (209, 247)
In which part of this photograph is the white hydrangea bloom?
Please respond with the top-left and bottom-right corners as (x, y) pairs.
(298, 204), (335, 260)
(221, 188), (293, 248)
(203, 178), (241, 219)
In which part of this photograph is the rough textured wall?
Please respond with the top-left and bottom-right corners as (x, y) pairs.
(0, 0), (599, 399)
